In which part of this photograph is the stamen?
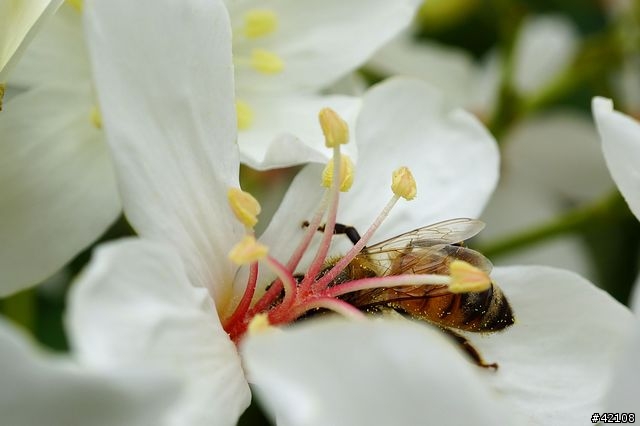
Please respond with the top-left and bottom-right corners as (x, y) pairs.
(250, 49), (284, 74)
(292, 297), (366, 322)
(391, 166), (417, 200)
(228, 187), (261, 229)
(301, 146), (345, 293)
(90, 106), (102, 129)
(321, 154), (354, 192)
(325, 274), (452, 298)
(222, 262), (258, 329)
(247, 313), (274, 335)
(263, 255), (298, 311)
(243, 9), (278, 39)
(448, 260), (492, 293)
(236, 99), (254, 130)
(229, 236), (268, 265)
(67, 0), (83, 11)
(249, 190), (330, 315)
(312, 193), (401, 291)
(0, 83), (4, 111)
(319, 108), (349, 147)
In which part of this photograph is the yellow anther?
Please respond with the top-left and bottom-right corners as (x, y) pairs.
(391, 166), (417, 200)
(228, 235), (268, 265)
(319, 108), (349, 147)
(235, 100), (254, 130)
(67, 0), (83, 11)
(247, 313), (275, 335)
(448, 260), (491, 293)
(322, 154), (355, 192)
(0, 83), (4, 111)
(243, 9), (278, 39)
(228, 187), (261, 228)
(250, 49), (284, 74)
(90, 106), (102, 129)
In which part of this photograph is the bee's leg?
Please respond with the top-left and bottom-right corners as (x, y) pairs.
(440, 328), (498, 370)
(301, 221), (362, 246)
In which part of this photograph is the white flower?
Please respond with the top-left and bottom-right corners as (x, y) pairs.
(593, 98), (640, 413)
(0, 3), (120, 296)
(59, 1), (635, 425)
(0, 0), (421, 295)
(0, 315), (179, 426)
(0, 0), (62, 83)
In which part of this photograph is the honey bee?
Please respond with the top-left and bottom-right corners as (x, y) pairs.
(317, 218), (515, 368)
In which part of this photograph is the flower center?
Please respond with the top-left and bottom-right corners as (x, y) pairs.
(221, 109), (490, 342)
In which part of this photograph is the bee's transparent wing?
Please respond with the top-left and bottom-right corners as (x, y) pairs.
(363, 218), (486, 254)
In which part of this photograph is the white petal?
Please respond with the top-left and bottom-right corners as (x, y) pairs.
(242, 319), (515, 426)
(0, 0), (63, 80)
(367, 30), (477, 108)
(238, 94), (361, 169)
(472, 266), (635, 425)
(9, 3), (90, 88)
(368, 30), (499, 118)
(68, 239), (250, 426)
(341, 77), (499, 241)
(0, 85), (120, 295)
(84, 0), (243, 307)
(232, 0), (421, 92)
(593, 97), (640, 220)
(513, 15), (579, 95)
(505, 111), (613, 203)
(0, 317), (179, 426)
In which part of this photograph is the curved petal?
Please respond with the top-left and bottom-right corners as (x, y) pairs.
(513, 15), (578, 95)
(0, 317), (179, 426)
(238, 94), (361, 169)
(84, 0), (243, 308)
(242, 319), (515, 426)
(0, 0), (63, 81)
(231, 0), (421, 93)
(68, 239), (250, 426)
(367, 31), (477, 107)
(471, 266), (635, 425)
(0, 85), (120, 295)
(340, 77), (499, 242)
(9, 3), (90, 88)
(592, 97), (640, 220)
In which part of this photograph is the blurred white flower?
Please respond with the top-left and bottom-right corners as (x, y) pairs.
(0, 0), (62, 83)
(0, 316), (179, 426)
(0, 0), (420, 295)
(0, 3), (120, 296)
